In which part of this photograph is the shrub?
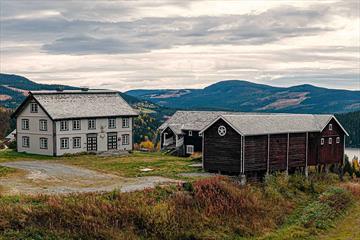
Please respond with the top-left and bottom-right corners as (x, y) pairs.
(139, 140), (155, 151)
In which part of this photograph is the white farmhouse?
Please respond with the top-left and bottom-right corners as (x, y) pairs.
(12, 90), (138, 156)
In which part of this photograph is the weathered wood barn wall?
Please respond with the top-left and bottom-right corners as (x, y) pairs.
(201, 114), (347, 176)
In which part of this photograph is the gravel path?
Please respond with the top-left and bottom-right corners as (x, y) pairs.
(0, 161), (180, 195)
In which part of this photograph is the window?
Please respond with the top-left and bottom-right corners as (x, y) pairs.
(88, 119), (96, 130)
(186, 145), (194, 154)
(72, 120), (81, 130)
(40, 138), (48, 149)
(22, 136), (30, 148)
(39, 119), (47, 131)
(321, 138), (324, 145)
(108, 118), (116, 129)
(336, 137), (340, 144)
(60, 120), (69, 131)
(122, 118), (129, 128)
(22, 119), (29, 130)
(329, 124), (333, 131)
(188, 130), (193, 136)
(328, 138), (332, 145)
(60, 138), (69, 149)
(122, 134), (129, 145)
(30, 103), (38, 113)
(73, 137), (81, 148)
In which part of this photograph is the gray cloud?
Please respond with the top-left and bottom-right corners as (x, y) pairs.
(0, 0), (358, 90)
(1, 3), (339, 55)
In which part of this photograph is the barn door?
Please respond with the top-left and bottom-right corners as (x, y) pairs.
(87, 134), (97, 152)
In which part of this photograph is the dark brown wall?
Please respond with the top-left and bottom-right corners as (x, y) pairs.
(308, 132), (320, 165)
(269, 134), (288, 171)
(244, 135), (267, 172)
(183, 130), (202, 152)
(203, 118), (241, 173)
(288, 133), (306, 168)
(319, 119), (344, 164)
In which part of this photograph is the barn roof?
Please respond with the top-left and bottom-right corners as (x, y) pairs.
(201, 114), (348, 136)
(13, 90), (138, 120)
(158, 110), (273, 134)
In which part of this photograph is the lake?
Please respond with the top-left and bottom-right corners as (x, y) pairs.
(345, 148), (360, 161)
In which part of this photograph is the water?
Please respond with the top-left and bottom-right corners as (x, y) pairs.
(345, 148), (360, 161)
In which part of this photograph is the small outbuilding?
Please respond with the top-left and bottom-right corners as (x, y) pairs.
(159, 111), (245, 156)
(200, 114), (348, 178)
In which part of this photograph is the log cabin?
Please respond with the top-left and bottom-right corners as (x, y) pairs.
(199, 114), (348, 179)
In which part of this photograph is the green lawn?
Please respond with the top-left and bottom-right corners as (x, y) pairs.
(0, 149), (53, 162)
(58, 152), (202, 179)
(0, 150), (202, 179)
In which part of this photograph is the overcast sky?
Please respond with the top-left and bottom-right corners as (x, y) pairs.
(0, 0), (359, 91)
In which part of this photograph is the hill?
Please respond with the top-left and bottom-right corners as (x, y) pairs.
(126, 80), (360, 114)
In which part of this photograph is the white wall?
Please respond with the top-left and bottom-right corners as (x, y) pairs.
(55, 117), (133, 156)
(16, 100), (54, 156)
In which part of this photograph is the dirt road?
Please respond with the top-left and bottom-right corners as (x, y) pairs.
(0, 161), (180, 195)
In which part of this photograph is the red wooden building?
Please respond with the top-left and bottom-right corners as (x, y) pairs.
(200, 114), (348, 178)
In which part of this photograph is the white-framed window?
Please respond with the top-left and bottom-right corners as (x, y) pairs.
(108, 118), (116, 129)
(22, 136), (30, 148)
(186, 145), (194, 154)
(88, 119), (96, 130)
(328, 138), (332, 145)
(40, 138), (48, 149)
(22, 119), (29, 130)
(60, 138), (69, 149)
(321, 138), (324, 145)
(73, 137), (81, 148)
(30, 103), (38, 113)
(60, 120), (69, 131)
(122, 118), (129, 128)
(188, 130), (193, 136)
(336, 137), (340, 144)
(122, 134), (129, 145)
(329, 124), (333, 131)
(72, 120), (81, 130)
(39, 119), (47, 131)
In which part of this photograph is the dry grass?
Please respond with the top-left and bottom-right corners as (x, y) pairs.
(340, 182), (360, 199)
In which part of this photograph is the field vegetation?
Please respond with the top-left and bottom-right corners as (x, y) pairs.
(0, 173), (359, 240)
(0, 150), (202, 179)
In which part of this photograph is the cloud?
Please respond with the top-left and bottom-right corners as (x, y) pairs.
(0, 0), (358, 90)
(2, 3), (338, 55)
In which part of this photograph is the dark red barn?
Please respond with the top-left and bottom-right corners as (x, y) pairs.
(200, 114), (348, 178)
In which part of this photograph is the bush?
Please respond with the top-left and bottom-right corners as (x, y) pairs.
(139, 140), (155, 151)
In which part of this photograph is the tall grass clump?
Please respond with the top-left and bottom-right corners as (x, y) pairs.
(0, 174), (357, 240)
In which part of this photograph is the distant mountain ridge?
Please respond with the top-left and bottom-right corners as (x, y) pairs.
(126, 80), (360, 114)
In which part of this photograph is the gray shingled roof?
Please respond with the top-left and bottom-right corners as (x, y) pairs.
(159, 111), (254, 134)
(217, 114), (346, 136)
(31, 90), (138, 120)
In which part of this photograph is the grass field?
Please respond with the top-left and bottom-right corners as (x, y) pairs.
(1, 149), (360, 239)
(0, 150), (202, 179)
(1, 174), (359, 240)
